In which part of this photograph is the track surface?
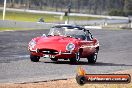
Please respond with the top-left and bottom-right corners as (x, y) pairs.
(0, 29), (132, 83)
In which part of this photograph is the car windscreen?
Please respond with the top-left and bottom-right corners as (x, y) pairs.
(65, 28), (86, 40)
(48, 28), (65, 36)
(48, 27), (86, 40)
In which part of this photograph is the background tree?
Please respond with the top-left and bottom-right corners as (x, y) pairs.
(124, 0), (132, 16)
(0, 0), (131, 16)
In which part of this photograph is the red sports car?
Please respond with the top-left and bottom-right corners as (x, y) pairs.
(28, 25), (99, 64)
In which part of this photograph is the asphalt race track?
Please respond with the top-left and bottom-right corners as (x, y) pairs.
(0, 29), (132, 83)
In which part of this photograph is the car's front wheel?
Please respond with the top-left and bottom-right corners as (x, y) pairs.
(30, 54), (40, 62)
(50, 58), (58, 62)
(70, 52), (80, 64)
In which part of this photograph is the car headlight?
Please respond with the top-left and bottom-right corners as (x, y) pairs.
(66, 43), (75, 51)
(29, 40), (36, 48)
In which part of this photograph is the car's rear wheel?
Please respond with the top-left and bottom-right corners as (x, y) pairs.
(87, 49), (98, 64)
(70, 52), (80, 64)
(30, 54), (40, 62)
(87, 54), (97, 64)
(50, 58), (58, 62)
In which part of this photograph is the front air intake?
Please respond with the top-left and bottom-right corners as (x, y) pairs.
(38, 49), (59, 55)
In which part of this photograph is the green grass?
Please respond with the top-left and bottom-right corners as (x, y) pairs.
(0, 11), (98, 22)
(0, 27), (37, 31)
(0, 10), (99, 31)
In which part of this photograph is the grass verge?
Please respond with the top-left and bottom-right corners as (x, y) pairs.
(0, 27), (39, 31)
(0, 69), (131, 88)
(0, 11), (98, 22)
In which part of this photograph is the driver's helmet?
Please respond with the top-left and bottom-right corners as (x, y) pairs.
(48, 27), (65, 36)
(54, 30), (61, 35)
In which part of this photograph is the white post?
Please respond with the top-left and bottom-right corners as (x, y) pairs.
(3, 0), (7, 20)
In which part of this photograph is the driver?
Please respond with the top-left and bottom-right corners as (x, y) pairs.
(53, 30), (61, 36)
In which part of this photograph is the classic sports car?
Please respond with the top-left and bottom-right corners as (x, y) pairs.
(28, 25), (99, 64)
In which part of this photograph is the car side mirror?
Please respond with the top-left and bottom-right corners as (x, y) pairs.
(93, 38), (97, 44)
(78, 38), (81, 40)
(42, 34), (46, 37)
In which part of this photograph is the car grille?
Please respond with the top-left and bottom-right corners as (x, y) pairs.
(38, 49), (59, 55)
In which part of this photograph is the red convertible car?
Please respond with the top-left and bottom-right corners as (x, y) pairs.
(28, 25), (99, 64)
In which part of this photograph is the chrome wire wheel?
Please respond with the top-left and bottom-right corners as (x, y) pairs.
(76, 52), (80, 62)
(87, 50), (98, 64)
(70, 52), (80, 64)
(30, 54), (40, 62)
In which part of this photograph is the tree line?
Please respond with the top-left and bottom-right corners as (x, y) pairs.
(0, 0), (131, 16)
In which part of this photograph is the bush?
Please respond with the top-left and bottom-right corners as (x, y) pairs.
(109, 9), (125, 16)
(124, 10), (132, 16)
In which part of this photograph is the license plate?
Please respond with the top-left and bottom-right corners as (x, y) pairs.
(44, 55), (55, 58)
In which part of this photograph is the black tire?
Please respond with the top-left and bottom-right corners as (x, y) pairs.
(87, 50), (98, 64)
(50, 58), (58, 62)
(70, 52), (80, 64)
(76, 75), (86, 85)
(30, 54), (40, 62)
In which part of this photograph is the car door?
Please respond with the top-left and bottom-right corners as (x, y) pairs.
(80, 31), (95, 57)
